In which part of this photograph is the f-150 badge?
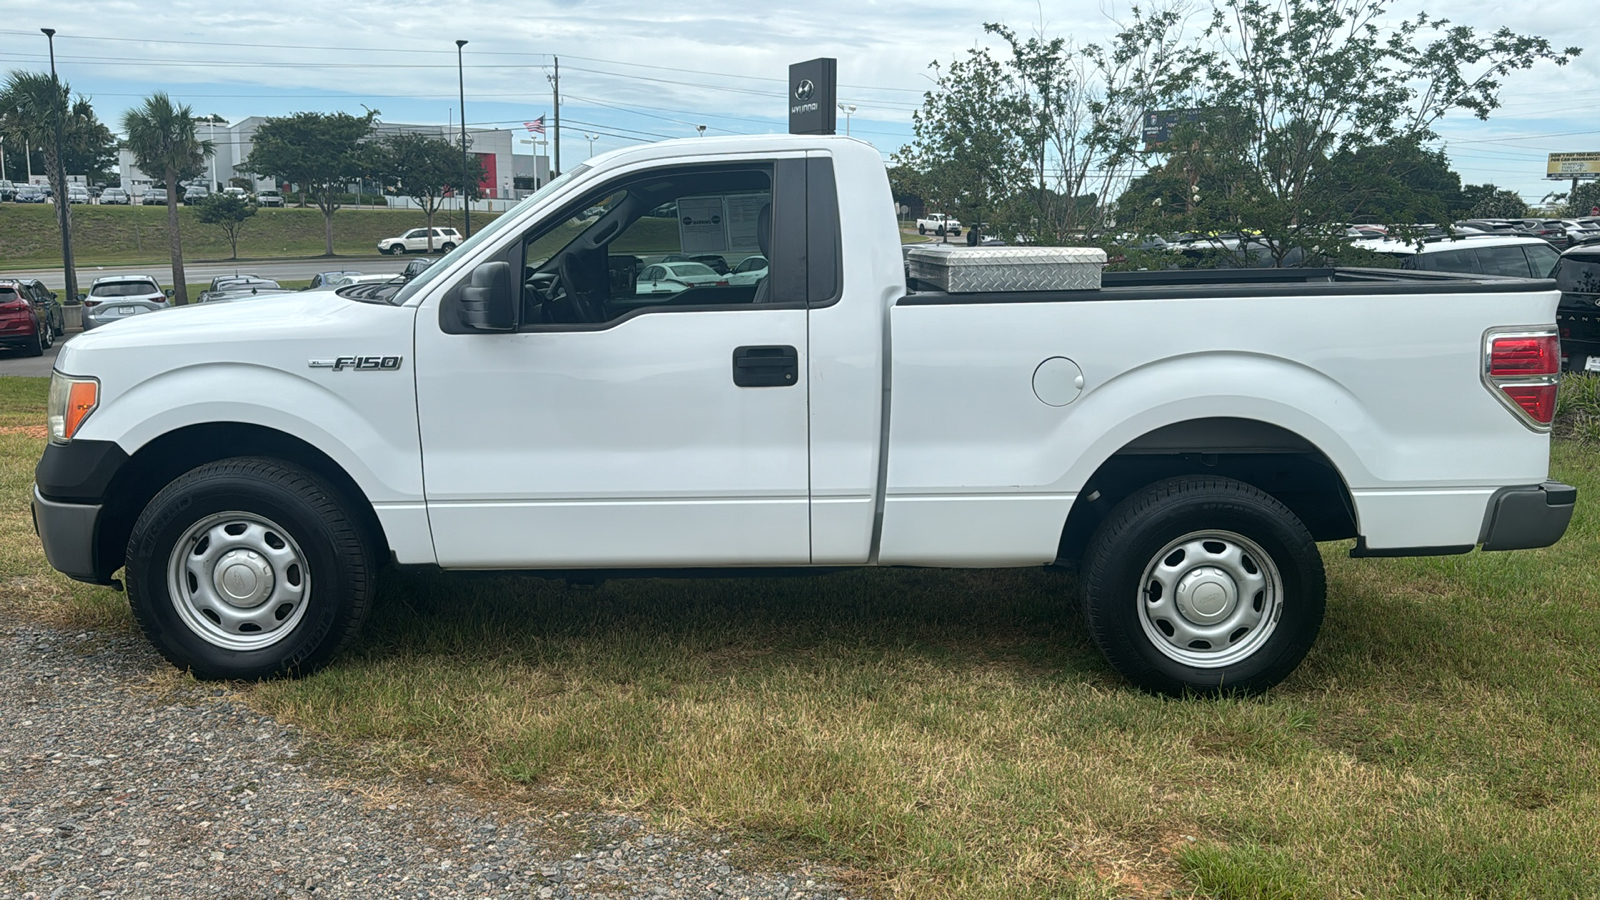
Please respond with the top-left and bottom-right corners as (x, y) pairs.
(308, 356), (403, 371)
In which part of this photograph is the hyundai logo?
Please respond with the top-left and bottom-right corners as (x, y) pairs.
(794, 79), (815, 102)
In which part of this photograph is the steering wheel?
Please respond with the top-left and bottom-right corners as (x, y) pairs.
(558, 252), (605, 323)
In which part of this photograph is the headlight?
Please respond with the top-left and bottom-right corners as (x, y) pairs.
(47, 372), (99, 443)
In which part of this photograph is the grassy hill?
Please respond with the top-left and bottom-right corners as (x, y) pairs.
(0, 204), (497, 267)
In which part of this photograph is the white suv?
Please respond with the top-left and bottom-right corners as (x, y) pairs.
(380, 227), (462, 255)
(1353, 234), (1562, 279)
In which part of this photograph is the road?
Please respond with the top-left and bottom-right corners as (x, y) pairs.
(8, 256), (413, 291)
(0, 331), (75, 378)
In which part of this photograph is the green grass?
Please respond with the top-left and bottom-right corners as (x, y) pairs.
(3, 374), (1599, 897)
(0, 204), (498, 267)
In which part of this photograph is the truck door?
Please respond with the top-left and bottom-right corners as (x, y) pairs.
(414, 159), (815, 568)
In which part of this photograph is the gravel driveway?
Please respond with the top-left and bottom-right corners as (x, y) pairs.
(0, 621), (852, 899)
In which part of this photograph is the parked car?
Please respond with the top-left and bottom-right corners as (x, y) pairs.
(634, 261), (726, 294)
(81, 276), (170, 330)
(727, 255), (769, 285)
(916, 213), (962, 236)
(0, 282), (49, 355)
(0, 180), (15, 202)
(223, 186), (249, 200)
(1556, 244), (1600, 372)
(99, 187), (131, 205)
(15, 185), (47, 204)
(198, 277), (280, 303)
(401, 257), (436, 280)
(256, 189), (285, 208)
(142, 188), (168, 206)
(690, 254), (731, 275)
(1354, 234), (1561, 279)
(306, 271), (363, 290)
(66, 186), (91, 204)
(199, 287), (296, 303)
(379, 227), (463, 255)
(183, 184), (210, 205)
(11, 278), (65, 337)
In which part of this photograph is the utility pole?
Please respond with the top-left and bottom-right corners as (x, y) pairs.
(456, 39), (471, 238)
(42, 28), (77, 305)
(551, 57), (561, 177)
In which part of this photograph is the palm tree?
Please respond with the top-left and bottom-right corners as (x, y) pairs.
(121, 93), (213, 305)
(0, 71), (78, 302)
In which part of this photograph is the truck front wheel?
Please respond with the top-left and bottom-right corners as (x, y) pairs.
(125, 457), (377, 680)
(1079, 476), (1325, 697)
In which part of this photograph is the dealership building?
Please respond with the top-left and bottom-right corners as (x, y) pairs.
(117, 117), (536, 200)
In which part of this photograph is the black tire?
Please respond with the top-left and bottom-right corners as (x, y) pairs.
(23, 322), (44, 357)
(389, 244), (407, 255)
(917, 224), (926, 235)
(39, 320), (52, 351)
(1080, 476), (1325, 697)
(125, 457), (377, 680)
(440, 242), (456, 253)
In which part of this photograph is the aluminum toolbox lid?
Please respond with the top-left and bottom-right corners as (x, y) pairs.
(905, 244), (1107, 292)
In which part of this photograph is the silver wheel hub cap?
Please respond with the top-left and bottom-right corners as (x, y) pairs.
(166, 512), (311, 652)
(1137, 530), (1284, 669)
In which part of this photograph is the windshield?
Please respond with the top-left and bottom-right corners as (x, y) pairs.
(91, 282), (161, 297)
(390, 164), (591, 305)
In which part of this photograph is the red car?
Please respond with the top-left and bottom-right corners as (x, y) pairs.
(0, 281), (52, 356)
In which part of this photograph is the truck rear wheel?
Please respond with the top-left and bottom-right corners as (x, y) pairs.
(125, 457), (377, 680)
(1079, 476), (1325, 697)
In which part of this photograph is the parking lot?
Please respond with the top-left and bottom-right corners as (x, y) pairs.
(0, 332), (71, 377)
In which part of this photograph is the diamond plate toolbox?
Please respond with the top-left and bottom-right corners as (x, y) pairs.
(906, 245), (1107, 293)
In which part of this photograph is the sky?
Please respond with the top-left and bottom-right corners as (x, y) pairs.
(2, 0), (1597, 205)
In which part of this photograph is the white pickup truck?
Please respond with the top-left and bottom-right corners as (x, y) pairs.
(916, 212), (961, 236)
(33, 135), (1575, 695)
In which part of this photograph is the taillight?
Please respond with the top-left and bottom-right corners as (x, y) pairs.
(83, 298), (100, 308)
(1483, 331), (1560, 429)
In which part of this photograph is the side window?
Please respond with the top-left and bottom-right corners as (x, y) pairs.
(1523, 244), (1560, 279)
(517, 165), (788, 328)
(1416, 249), (1479, 274)
(406, 229), (425, 240)
(1476, 246), (1533, 278)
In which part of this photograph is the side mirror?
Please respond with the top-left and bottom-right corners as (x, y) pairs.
(75, 292), (86, 302)
(459, 261), (515, 332)
(164, 289), (173, 297)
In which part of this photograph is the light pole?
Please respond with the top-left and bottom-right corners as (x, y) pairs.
(1, 136), (6, 182)
(41, 28), (77, 304)
(455, 39), (471, 237)
(584, 133), (598, 158)
(838, 103), (856, 136)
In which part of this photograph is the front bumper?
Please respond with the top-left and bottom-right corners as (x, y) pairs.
(31, 484), (112, 584)
(1480, 481), (1577, 551)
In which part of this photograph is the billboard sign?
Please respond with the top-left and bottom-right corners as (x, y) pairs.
(1143, 109), (1205, 150)
(1546, 152), (1600, 180)
(788, 58), (837, 136)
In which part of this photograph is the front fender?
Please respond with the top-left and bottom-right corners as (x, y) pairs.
(75, 361), (422, 504)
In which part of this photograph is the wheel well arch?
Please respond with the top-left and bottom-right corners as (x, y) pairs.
(95, 422), (391, 581)
(1057, 417), (1357, 565)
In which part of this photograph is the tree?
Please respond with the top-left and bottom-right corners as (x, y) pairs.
(1463, 184), (1528, 219)
(1137, 0), (1578, 264)
(0, 71), (82, 301)
(195, 193), (258, 260)
(121, 93), (214, 306)
(242, 111), (377, 256)
(364, 131), (484, 251)
(61, 97), (117, 184)
(896, 8), (1194, 244)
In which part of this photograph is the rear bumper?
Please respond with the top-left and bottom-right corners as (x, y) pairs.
(1480, 481), (1577, 551)
(31, 484), (114, 585)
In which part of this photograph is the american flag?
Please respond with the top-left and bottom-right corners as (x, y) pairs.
(524, 116), (546, 135)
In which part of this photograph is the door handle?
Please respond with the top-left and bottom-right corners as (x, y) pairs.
(732, 345), (799, 387)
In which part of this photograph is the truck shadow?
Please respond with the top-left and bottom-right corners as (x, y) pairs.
(353, 565), (1110, 683)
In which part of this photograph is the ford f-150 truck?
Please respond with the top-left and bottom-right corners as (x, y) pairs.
(32, 135), (1576, 696)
